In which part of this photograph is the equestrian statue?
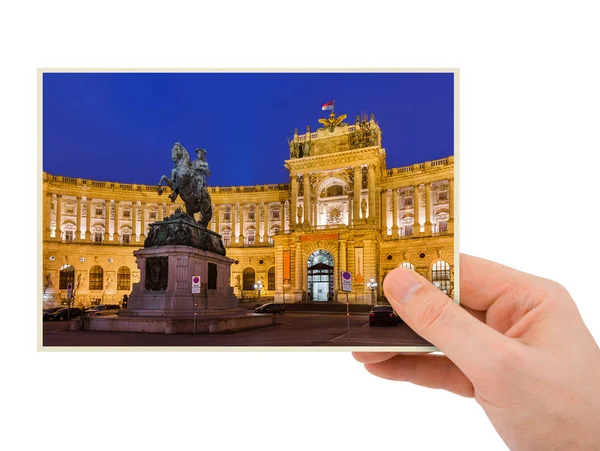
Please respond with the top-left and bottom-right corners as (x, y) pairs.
(157, 142), (213, 228)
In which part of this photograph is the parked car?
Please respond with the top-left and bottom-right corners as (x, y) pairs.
(369, 305), (399, 326)
(85, 304), (121, 315)
(46, 307), (84, 321)
(42, 307), (64, 321)
(254, 303), (286, 315)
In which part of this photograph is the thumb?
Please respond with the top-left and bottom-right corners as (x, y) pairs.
(384, 267), (513, 375)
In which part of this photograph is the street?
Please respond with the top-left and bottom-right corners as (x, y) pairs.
(42, 312), (434, 348)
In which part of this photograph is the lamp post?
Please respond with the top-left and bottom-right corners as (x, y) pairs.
(254, 280), (263, 303)
(367, 278), (378, 306)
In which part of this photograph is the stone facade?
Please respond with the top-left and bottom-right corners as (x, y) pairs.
(42, 113), (454, 307)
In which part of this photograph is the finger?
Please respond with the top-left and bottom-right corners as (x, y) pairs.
(352, 352), (401, 364)
(462, 305), (486, 323)
(384, 267), (517, 376)
(364, 354), (474, 398)
(460, 253), (544, 311)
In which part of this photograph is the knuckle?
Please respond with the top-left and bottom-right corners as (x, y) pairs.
(416, 292), (453, 332)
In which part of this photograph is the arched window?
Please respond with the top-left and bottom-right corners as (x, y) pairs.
(89, 265), (104, 290)
(243, 267), (255, 291)
(432, 260), (451, 293)
(268, 267), (275, 291)
(399, 262), (415, 270)
(59, 264), (75, 289)
(220, 227), (232, 246)
(117, 266), (131, 290)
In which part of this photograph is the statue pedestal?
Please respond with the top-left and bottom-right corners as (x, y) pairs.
(123, 213), (238, 316)
(124, 245), (238, 316)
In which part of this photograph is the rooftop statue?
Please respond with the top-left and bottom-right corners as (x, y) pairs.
(157, 143), (213, 228)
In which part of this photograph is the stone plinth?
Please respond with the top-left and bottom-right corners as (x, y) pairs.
(122, 245), (238, 316)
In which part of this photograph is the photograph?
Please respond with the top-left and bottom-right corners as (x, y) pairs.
(40, 70), (456, 349)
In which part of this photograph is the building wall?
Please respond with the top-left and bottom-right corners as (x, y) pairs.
(42, 113), (454, 307)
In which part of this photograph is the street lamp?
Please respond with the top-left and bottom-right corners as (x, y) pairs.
(367, 277), (378, 305)
(254, 280), (263, 303)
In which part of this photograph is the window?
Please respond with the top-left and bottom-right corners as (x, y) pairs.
(432, 260), (451, 293)
(59, 264), (75, 289)
(149, 211), (157, 220)
(89, 265), (104, 290)
(65, 230), (74, 241)
(404, 196), (413, 206)
(403, 225), (413, 236)
(248, 210), (255, 221)
(246, 227), (256, 246)
(272, 209), (280, 220)
(117, 266), (131, 290)
(243, 267), (255, 291)
(220, 228), (231, 246)
(439, 221), (448, 233)
(224, 210), (231, 222)
(268, 267), (275, 291)
(438, 191), (448, 202)
(399, 262), (415, 270)
(208, 263), (217, 290)
(94, 232), (103, 243)
(95, 207), (103, 216)
(65, 205), (75, 214)
(123, 209), (131, 219)
(122, 233), (130, 244)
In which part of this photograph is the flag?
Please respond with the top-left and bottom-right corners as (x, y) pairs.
(321, 101), (334, 111)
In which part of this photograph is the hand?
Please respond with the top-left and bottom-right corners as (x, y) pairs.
(354, 254), (600, 450)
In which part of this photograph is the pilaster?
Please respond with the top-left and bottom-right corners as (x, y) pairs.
(392, 188), (399, 238)
(424, 182), (432, 235)
(55, 194), (62, 241)
(353, 165), (361, 222)
(413, 184), (420, 237)
(103, 199), (110, 242)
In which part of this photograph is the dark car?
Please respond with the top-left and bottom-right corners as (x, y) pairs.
(85, 304), (121, 315)
(369, 305), (398, 326)
(42, 307), (64, 321)
(254, 303), (286, 315)
(46, 307), (84, 321)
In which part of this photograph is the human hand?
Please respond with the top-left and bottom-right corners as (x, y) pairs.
(354, 254), (600, 450)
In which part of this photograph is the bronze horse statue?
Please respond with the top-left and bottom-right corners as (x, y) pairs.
(157, 143), (212, 228)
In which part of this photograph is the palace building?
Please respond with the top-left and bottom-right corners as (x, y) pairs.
(41, 112), (455, 307)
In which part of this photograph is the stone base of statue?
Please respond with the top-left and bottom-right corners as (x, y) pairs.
(86, 211), (277, 334)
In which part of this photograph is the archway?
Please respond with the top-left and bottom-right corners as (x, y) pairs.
(307, 250), (334, 301)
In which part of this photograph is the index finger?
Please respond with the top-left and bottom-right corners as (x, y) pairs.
(459, 253), (542, 311)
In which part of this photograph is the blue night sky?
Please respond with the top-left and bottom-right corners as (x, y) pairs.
(42, 72), (454, 187)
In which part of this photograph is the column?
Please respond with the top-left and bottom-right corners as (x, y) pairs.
(103, 199), (110, 242)
(43, 192), (52, 240)
(353, 166), (361, 222)
(413, 185), (420, 237)
(348, 196), (353, 225)
(303, 174), (310, 225)
(392, 188), (399, 238)
(294, 242), (303, 291)
(85, 197), (91, 241)
(381, 189), (388, 235)
(238, 203), (245, 244)
(231, 204), (237, 244)
(368, 164), (377, 221)
(275, 245), (284, 296)
(290, 175), (298, 228)
(424, 182), (432, 235)
(282, 201), (288, 232)
(133, 202), (139, 241)
(338, 240), (347, 272)
(114, 200), (120, 242)
(215, 204), (220, 234)
(158, 202), (164, 221)
(448, 177), (454, 233)
(263, 202), (268, 242)
(141, 202), (147, 240)
(75, 196), (82, 241)
(55, 194), (62, 241)
(312, 201), (317, 227)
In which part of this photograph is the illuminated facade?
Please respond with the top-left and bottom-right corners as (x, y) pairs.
(42, 113), (454, 307)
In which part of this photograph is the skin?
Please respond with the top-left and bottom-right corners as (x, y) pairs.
(353, 254), (600, 450)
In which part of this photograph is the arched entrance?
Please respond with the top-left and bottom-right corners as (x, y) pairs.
(307, 250), (334, 301)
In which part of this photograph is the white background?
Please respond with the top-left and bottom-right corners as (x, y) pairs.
(2, 2), (600, 450)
